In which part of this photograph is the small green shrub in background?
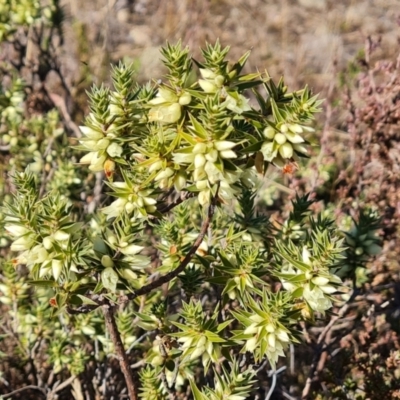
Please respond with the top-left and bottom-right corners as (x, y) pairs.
(0, 2), (385, 400)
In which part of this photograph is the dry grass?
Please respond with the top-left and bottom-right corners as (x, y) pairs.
(60, 0), (400, 92)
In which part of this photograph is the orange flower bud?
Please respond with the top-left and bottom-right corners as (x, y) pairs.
(104, 159), (116, 180)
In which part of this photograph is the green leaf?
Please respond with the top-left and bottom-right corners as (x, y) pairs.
(27, 280), (58, 287)
(101, 268), (119, 292)
(204, 331), (225, 343)
(188, 113), (208, 139)
(221, 278), (237, 295)
(240, 140), (264, 154)
(75, 294), (99, 306)
(235, 79), (263, 91)
(189, 379), (208, 400)
(217, 319), (233, 332)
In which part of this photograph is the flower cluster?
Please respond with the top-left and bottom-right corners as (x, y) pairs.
(102, 174), (158, 220)
(277, 241), (343, 315)
(148, 86), (192, 124)
(77, 42), (320, 212)
(232, 292), (297, 368)
(174, 138), (239, 205)
(261, 120), (311, 167)
(172, 300), (226, 369)
(4, 192), (84, 281)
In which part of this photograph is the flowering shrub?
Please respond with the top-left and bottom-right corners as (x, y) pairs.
(0, 4), (383, 399)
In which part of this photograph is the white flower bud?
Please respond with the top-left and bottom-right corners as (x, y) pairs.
(268, 333), (276, 348)
(106, 142), (123, 157)
(197, 335), (207, 348)
(136, 197), (144, 208)
(43, 236), (53, 250)
(11, 235), (34, 252)
(292, 143), (308, 154)
(355, 247), (364, 255)
(53, 230), (70, 242)
(96, 138), (110, 150)
(214, 75), (225, 87)
(52, 259), (63, 280)
(214, 141), (236, 151)
(119, 244), (143, 256)
(89, 154), (107, 172)
(120, 268), (137, 281)
(199, 79), (218, 93)
(205, 149), (218, 162)
(312, 276), (330, 286)
(158, 87), (178, 102)
(174, 173), (186, 191)
(285, 131), (305, 144)
(274, 133), (287, 145)
(249, 314), (264, 323)
(198, 189), (210, 206)
(289, 124), (303, 133)
(276, 329), (289, 342)
(192, 143), (206, 155)
(190, 345), (206, 360)
(125, 202), (135, 213)
(245, 337), (258, 352)
(302, 247), (311, 264)
(194, 153), (206, 169)
(196, 180), (208, 190)
(101, 255), (114, 268)
(148, 160), (163, 173)
(5, 224), (29, 237)
(280, 124), (289, 133)
(263, 127), (276, 139)
(219, 150), (237, 159)
(39, 265), (51, 278)
(149, 103), (182, 124)
(244, 324), (259, 335)
(143, 197), (157, 206)
(266, 323), (275, 333)
(199, 68), (217, 79)
(278, 142), (293, 159)
(179, 92), (192, 105)
(320, 285), (337, 294)
(79, 126), (104, 140)
(80, 151), (96, 164)
(155, 168), (174, 181)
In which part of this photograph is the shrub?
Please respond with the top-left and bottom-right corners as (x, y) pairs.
(0, 4), (383, 400)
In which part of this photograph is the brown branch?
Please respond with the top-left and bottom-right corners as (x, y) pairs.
(157, 191), (195, 215)
(301, 289), (360, 399)
(102, 304), (139, 400)
(49, 375), (78, 396)
(1, 385), (46, 399)
(122, 195), (217, 303)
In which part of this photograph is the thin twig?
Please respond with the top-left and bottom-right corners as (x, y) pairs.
(102, 304), (139, 400)
(1, 385), (46, 399)
(265, 366), (286, 400)
(157, 191), (194, 214)
(49, 375), (77, 396)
